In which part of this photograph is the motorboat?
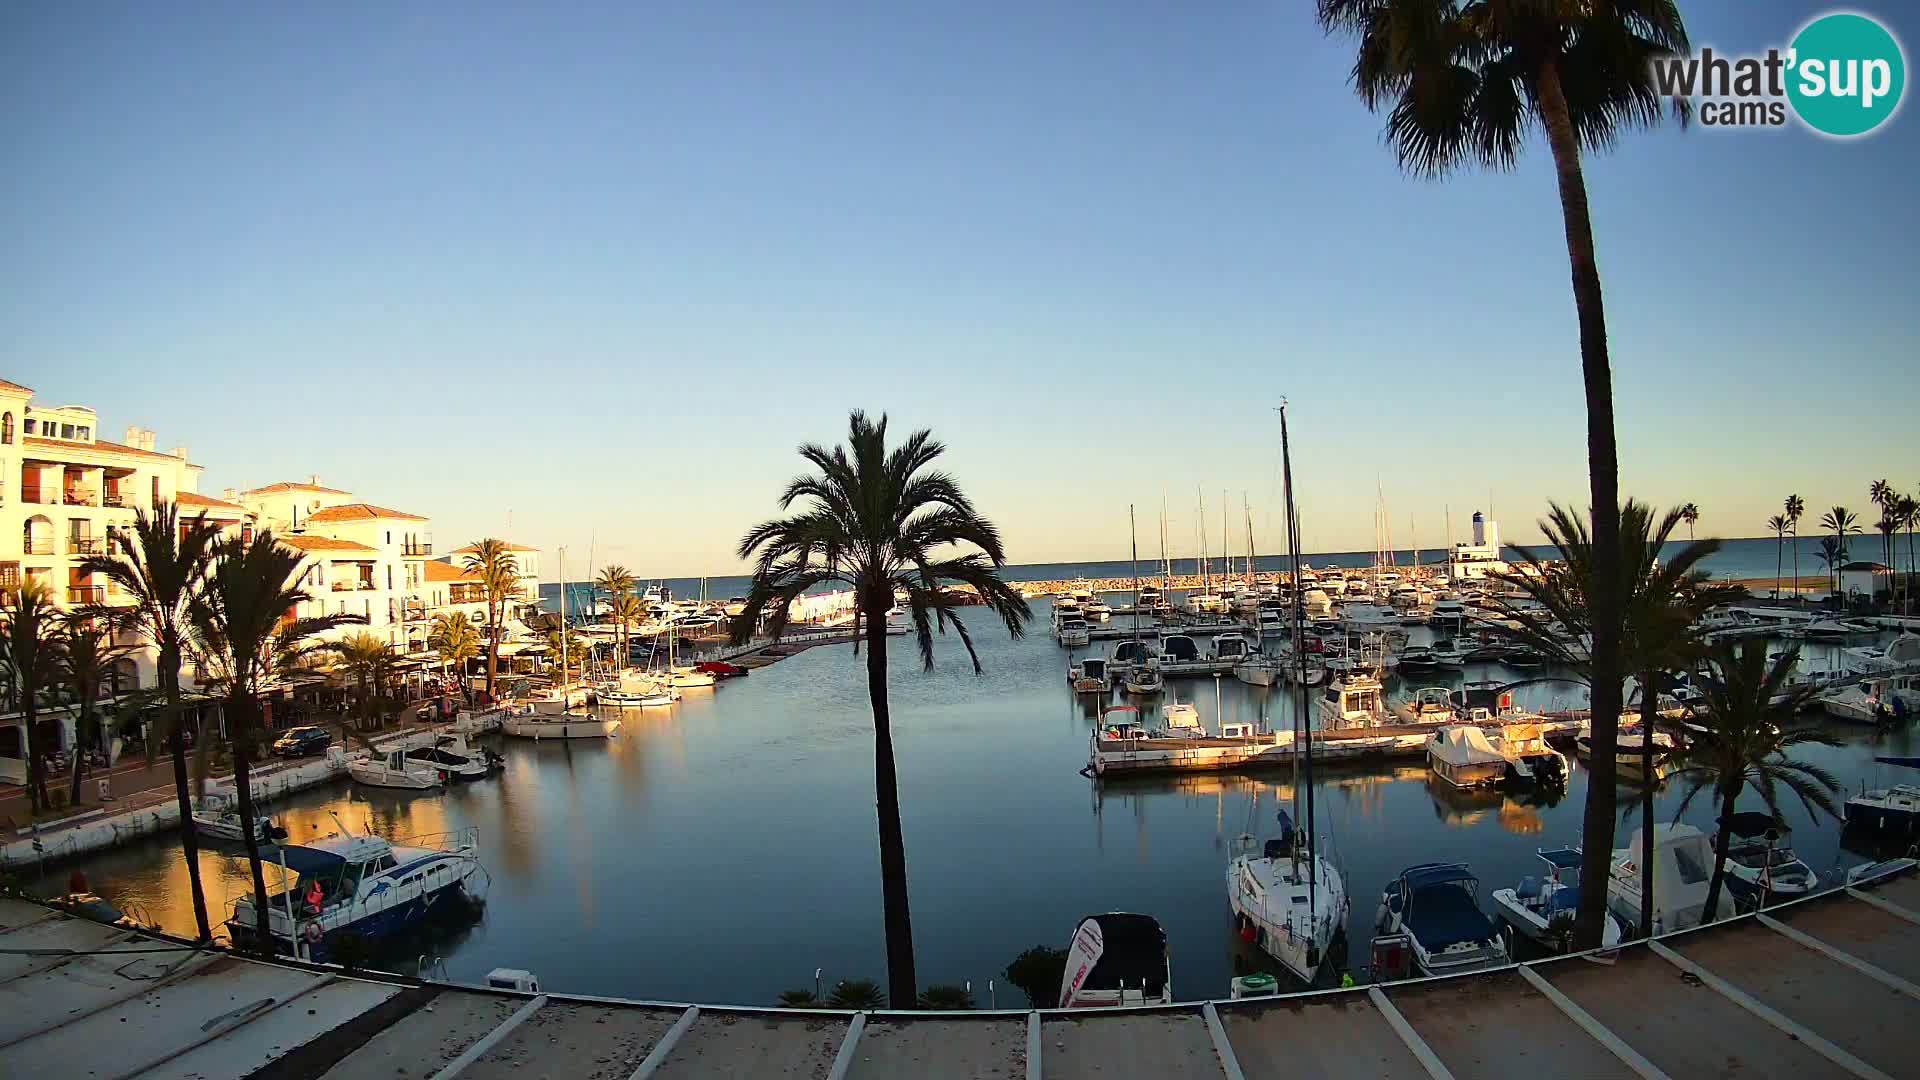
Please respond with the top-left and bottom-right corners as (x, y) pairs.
(1817, 682), (1896, 725)
(1399, 686), (1455, 725)
(1083, 599), (1113, 622)
(1163, 702), (1201, 730)
(1845, 757), (1920, 834)
(1426, 726), (1508, 789)
(1137, 585), (1162, 610)
(1057, 617), (1091, 648)
(1576, 726), (1675, 780)
(1316, 674), (1388, 729)
(1233, 653), (1281, 687)
(1123, 664), (1164, 695)
(1110, 640), (1153, 673)
(1396, 645), (1440, 676)
(1490, 848), (1624, 951)
(1804, 617), (1875, 640)
(1071, 657), (1112, 695)
(1212, 633), (1256, 663)
(229, 827), (486, 962)
(1606, 824), (1724, 934)
(1486, 723), (1569, 787)
(668, 665), (718, 688)
(348, 749), (447, 790)
(1712, 813), (1816, 906)
(1057, 913), (1174, 1008)
(1159, 635), (1201, 664)
(503, 688), (620, 739)
(1228, 811), (1348, 985)
(1374, 863), (1508, 976)
(404, 732), (501, 781)
(192, 795), (283, 844)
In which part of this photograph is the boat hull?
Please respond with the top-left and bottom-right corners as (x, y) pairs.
(502, 716), (621, 739)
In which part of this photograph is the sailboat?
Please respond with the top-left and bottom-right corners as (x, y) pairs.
(1122, 505), (1164, 696)
(505, 548), (621, 740)
(1227, 400), (1348, 986)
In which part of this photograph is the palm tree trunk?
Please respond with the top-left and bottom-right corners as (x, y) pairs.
(69, 691), (95, 804)
(161, 649), (213, 942)
(1703, 785), (1738, 927)
(229, 693), (273, 956)
(485, 603), (499, 698)
(863, 585), (917, 1007)
(1638, 669), (1658, 938)
(1774, 534), (1783, 600)
(22, 696), (43, 813)
(1791, 528), (1799, 602)
(1538, 59), (1624, 952)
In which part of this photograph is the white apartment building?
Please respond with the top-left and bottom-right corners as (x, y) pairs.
(237, 487), (435, 654)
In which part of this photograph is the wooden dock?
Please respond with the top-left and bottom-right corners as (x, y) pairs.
(4, 866), (1915, 1078)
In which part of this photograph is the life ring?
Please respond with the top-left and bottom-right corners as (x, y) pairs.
(304, 922), (324, 945)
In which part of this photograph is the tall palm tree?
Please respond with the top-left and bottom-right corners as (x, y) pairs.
(1869, 480), (1896, 592)
(1900, 493), (1919, 615)
(1486, 501), (1731, 939)
(1766, 513), (1789, 600)
(54, 613), (135, 803)
(607, 593), (644, 673)
(596, 565), (637, 668)
(1679, 503), (1699, 542)
(78, 500), (221, 940)
(1875, 513), (1899, 605)
(428, 612), (481, 696)
(1669, 641), (1842, 921)
(0, 580), (61, 813)
(1785, 494), (1805, 599)
(1314, 3), (1689, 946)
(730, 411), (1031, 1004)
(1815, 537), (1845, 600)
(189, 531), (354, 954)
(1819, 507), (1857, 599)
(462, 540), (520, 698)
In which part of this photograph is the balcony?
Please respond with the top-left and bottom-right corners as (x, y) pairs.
(331, 581), (377, 592)
(24, 540), (54, 556)
(69, 537), (104, 555)
(403, 542), (433, 556)
(63, 490), (100, 507)
(67, 585), (104, 605)
(103, 491), (127, 508)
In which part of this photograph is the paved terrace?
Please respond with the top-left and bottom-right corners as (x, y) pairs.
(2, 868), (1916, 1079)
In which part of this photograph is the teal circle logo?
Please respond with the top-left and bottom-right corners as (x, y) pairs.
(1787, 12), (1906, 136)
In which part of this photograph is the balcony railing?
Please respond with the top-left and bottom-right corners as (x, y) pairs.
(331, 581), (377, 592)
(403, 542), (433, 556)
(67, 586), (104, 605)
(23, 541), (54, 556)
(69, 537), (104, 555)
(63, 490), (99, 507)
(103, 492), (127, 508)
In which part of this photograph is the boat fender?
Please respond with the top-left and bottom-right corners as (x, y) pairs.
(304, 922), (324, 944)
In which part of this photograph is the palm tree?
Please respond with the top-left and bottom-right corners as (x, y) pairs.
(1679, 503), (1700, 542)
(607, 593), (644, 673)
(1819, 507), (1857, 599)
(826, 978), (887, 1010)
(1816, 537), (1845, 599)
(189, 531), (355, 954)
(1900, 493), (1919, 615)
(730, 411), (1032, 1005)
(78, 501), (221, 941)
(1870, 480), (1896, 597)
(1785, 494), (1805, 598)
(1766, 513), (1789, 600)
(542, 628), (591, 679)
(1314, 3), (1690, 948)
(1668, 641), (1842, 922)
(462, 540), (520, 699)
(428, 613), (481, 697)
(1485, 501), (1731, 939)
(54, 613), (135, 803)
(0, 580), (61, 813)
(1875, 513), (1899, 605)
(596, 566), (637, 669)
(326, 631), (398, 731)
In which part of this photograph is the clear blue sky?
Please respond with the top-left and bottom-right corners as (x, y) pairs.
(5, 2), (1915, 574)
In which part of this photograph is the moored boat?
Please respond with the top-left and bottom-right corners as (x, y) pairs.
(349, 749), (447, 790)
(192, 795), (283, 844)
(1057, 912), (1174, 1008)
(1425, 725), (1507, 789)
(1374, 862), (1508, 976)
(1713, 813), (1816, 906)
(1228, 811), (1347, 986)
(1490, 847), (1624, 951)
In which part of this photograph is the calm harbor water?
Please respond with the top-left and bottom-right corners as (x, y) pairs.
(50, 603), (1919, 1007)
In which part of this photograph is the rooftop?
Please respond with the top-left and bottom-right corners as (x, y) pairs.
(22, 435), (181, 463)
(278, 535), (378, 554)
(0, 377), (33, 394)
(175, 491), (249, 515)
(302, 503), (427, 523)
(424, 560), (481, 582)
(451, 541), (540, 553)
(241, 480), (354, 496)
(1, 866), (1912, 1078)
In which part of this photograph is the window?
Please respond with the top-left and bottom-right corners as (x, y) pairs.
(151, 476), (159, 505)
(76, 426), (89, 440)
(59, 423), (74, 439)
(23, 419), (35, 435)
(385, 531), (391, 544)
(1, 413), (10, 444)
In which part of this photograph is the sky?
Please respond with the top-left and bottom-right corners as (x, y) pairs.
(4, 2), (1916, 575)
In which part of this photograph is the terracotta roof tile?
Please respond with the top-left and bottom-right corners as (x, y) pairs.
(301, 503), (427, 523)
(450, 541), (539, 553)
(423, 561), (480, 582)
(23, 435), (180, 462)
(0, 377), (31, 394)
(175, 491), (249, 515)
(240, 481), (354, 496)
(277, 535), (377, 554)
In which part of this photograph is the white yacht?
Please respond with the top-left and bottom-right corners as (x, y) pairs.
(192, 795), (281, 844)
(1316, 674), (1388, 729)
(348, 748), (447, 790)
(1233, 653), (1281, 687)
(229, 827), (486, 962)
(1491, 848), (1624, 951)
(402, 732), (500, 781)
(1228, 815), (1347, 986)
(1817, 681), (1895, 724)
(1057, 913), (1174, 1008)
(1374, 863), (1508, 976)
(1057, 616), (1091, 648)
(1426, 725), (1508, 789)
(1606, 824), (1723, 934)
(503, 687), (620, 739)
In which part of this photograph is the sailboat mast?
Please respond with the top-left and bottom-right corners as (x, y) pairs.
(1197, 488), (1208, 592)
(1279, 401), (1315, 913)
(1130, 505), (1142, 651)
(1244, 498), (1255, 589)
(559, 546), (569, 691)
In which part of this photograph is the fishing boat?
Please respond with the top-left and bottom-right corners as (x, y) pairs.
(1606, 824), (1723, 934)
(1425, 725), (1508, 789)
(1057, 912), (1174, 1008)
(229, 826), (486, 962)
(192, 795), (283, 844)
(403, 732), (501, 780)
(1317, 673), (1388, 729)
(1070, 656), (1111, 695)
(1226, 400), (1347, 988)
(349, 749), (447, 790)
(1713, 813), (1816, 905)
(1374, 863), (1509, 976)
(1490, 848), (1624, 950)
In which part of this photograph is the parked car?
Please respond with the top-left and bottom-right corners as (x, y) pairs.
(273, 726), (333, 758)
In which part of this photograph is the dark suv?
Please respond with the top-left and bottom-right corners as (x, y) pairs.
(273, 727), (333, 758)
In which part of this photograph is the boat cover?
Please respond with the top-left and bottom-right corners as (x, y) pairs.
(1407, 882), (1496, 951)
(1537, 847), (1582, 872)
(1077, 914), (1169, 994)
(270, 845), (349, 876)
(1723, 811), (1788, 838)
